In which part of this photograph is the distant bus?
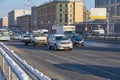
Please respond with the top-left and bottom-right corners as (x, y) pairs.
(0, 29), (10, 41)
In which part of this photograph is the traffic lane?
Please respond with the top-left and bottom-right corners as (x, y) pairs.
(5, 40), (120, 80)
(41, 41), (120, 80)
(6, 41), (105, 80)
(54, 47), (120, 80)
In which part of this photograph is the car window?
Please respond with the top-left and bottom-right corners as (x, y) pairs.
(23, 35), (30, 38)
(55, 36), (69, 40)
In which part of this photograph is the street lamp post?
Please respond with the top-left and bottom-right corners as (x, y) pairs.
(48, 21), (50, 32)
(41, 21), (43, 29)
(34, 21), (37, 30)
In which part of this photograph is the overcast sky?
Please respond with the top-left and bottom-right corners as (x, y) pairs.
(0, 0), (94, 17)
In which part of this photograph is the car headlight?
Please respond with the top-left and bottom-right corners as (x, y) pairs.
(58, 42), (62, 45)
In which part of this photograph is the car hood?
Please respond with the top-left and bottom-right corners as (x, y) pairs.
(57, 40), (71, 43)
(34, 36), (47, 40)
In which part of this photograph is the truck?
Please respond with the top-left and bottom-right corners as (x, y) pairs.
(25, 30), (47, 46)
(52, 25), (76, 36)
(92, 29), (105, 35)
(52, 25), (84, 46)
(38, 29), (49, 37)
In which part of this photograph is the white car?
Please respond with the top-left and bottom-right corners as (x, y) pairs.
(47, 34), (73, 51)
(30, 30), (47, 46)
(11, 33), (22, 40)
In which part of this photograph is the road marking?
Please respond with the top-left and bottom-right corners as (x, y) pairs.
(45, 59), (58, 64)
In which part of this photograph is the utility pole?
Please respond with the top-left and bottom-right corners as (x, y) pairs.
(106, 13), (110, 35)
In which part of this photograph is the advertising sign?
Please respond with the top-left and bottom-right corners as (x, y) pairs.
(90, 8), (107, 20)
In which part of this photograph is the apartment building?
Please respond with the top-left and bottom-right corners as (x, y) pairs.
(36, 0), (84, 31)
(0, 17), (8, 28)
(8, 9), (31, 31)
(17, 15), (31, 33)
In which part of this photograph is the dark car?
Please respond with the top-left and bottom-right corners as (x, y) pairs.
(71, 34), (84, 46)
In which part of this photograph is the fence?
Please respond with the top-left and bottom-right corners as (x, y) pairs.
(84, 34), (120, 43)
(0, 42), (51, 80)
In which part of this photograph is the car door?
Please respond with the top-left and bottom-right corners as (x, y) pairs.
(51, 37), (56, 47)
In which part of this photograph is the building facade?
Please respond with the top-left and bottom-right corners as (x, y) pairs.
(8, 9), (31, 31)
(31, 6), (37, 31)
(95, 0), (120, 19)
(17, 15), (31, 33)
(36, 0), (84, 32)
(0, 17), (8, 28)
(95, 0), (120, 34)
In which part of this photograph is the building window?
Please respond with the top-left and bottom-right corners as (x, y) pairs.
(60, 19), (62, 23)
(70, 14), (72, 18)
(65, 9), (68, 12)
(65, 4), (67, 7)
(60, 9), (62, 11)
(70, 5), (72, 8)
(60, 14), (62, 17)
(60, 4), (62, 7)
(65, 14), (68, 23)
(69, 19), (72, 22)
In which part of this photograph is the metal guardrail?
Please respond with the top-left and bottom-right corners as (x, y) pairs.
(0, 42), (51, 80)
(0, 46), (31, 80)
(84, 34), (120, 43)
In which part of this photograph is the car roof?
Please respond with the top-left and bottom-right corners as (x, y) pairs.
(52, 34), (65, 37)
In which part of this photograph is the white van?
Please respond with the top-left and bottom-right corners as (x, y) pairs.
(30, 30), (47, 46)
(47, 34), (73, 51)
(38, 29), (49, 37)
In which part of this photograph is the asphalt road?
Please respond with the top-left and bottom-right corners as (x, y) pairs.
(3, 40), (120, 80)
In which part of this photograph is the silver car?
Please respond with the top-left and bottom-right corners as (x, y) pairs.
(47, 34), (73, 51)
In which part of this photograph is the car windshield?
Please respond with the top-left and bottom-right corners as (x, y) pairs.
(2, 32), (9, 36)
(23, 35), (30, 38)
(64, 31), (76, 35)
(55, 36), (69, 40)
(15, 34), (21, 36)
(33, 32), (40, 37)
(44, 32), (48, 34)
(72, 34), (82, 40)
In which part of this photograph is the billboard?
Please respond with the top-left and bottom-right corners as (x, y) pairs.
(90, 8), (107, 20)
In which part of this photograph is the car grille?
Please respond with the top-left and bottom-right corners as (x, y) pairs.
(61, 42), (70, 44)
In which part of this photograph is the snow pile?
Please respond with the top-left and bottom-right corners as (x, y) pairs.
(0, 42), (51, 80)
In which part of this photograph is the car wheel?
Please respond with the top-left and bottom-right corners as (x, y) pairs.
(69, 48), (72, 51)
(25, 42), (28, 45)
(33, 43), (37, 47)
(81, 43), (84, 46)
(47, 44), (51, 49)
(44, 44), (47, 46)
(54, 45), (58, 51)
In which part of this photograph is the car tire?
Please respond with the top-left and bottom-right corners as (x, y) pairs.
(69, 48), (72, 51)
(33, 43), (37, 47)
(54, 45), (58, 51)
(44, 44), (47, 46)
(25, 42), (28, 45)
(47, 44), (51, 49)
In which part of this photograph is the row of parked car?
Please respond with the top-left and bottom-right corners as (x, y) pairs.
(11, 30), (84, 51)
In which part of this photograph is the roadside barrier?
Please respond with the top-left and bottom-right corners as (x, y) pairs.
(0, 42), (51, 80)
